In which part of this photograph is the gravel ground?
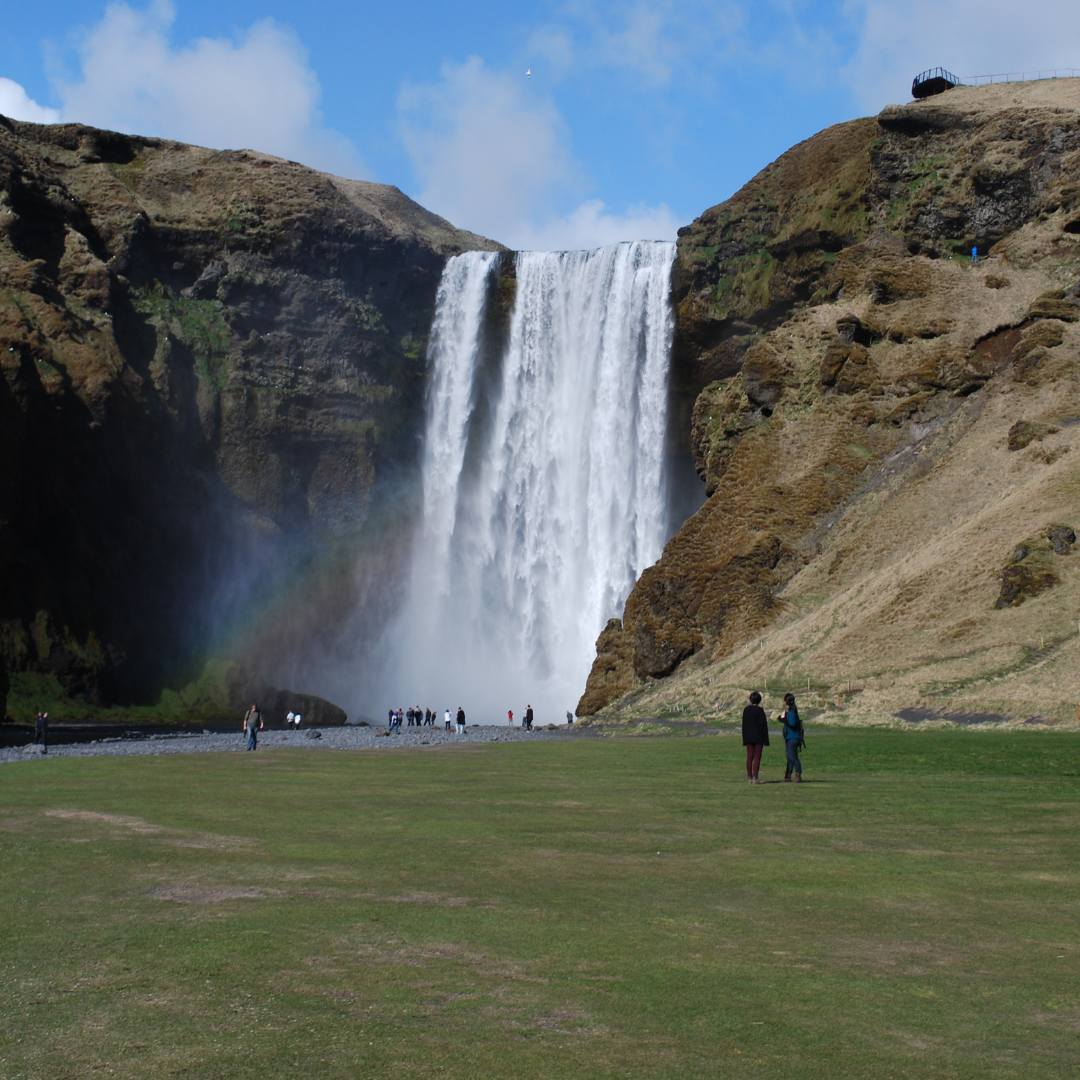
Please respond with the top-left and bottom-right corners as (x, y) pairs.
(1, 724), (585, 764)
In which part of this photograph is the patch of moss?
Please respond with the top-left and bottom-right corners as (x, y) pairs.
(133, 288), (233, 390)
(105, 154), (146, 193)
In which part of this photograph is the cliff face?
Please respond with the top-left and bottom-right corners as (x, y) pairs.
(0, 117), (500, 715)
(581, 79), (1080, 721)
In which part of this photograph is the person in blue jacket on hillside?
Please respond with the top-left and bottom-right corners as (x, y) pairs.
(780, 692), (804, 783)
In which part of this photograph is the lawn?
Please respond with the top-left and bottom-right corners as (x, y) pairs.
(1, 731), (1078, 1079)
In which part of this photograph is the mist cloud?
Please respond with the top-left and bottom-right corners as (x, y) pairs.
(54, 0), (366, 178)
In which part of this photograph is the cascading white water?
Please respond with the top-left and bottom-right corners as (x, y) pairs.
(393, 241), (676, 723)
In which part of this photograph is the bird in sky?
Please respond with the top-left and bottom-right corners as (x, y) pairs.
(526, 68), (531, 78)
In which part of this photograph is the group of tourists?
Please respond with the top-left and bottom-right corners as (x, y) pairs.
(741, 691), (805, 783)
(388, 706), (467, 732)
(389, 706), (440, 729)
(506, 705), (534, 730)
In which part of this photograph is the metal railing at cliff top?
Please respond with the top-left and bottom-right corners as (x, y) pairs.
(964, 69), (1080, 85)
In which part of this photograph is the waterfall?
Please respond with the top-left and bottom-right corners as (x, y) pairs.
(393, 241), (676, 723)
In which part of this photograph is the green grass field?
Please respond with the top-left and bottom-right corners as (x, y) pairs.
(2, 731), (1079, 1079)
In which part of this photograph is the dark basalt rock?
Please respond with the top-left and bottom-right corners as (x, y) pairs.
(1046, 524), (1076, 554)
(996, 563), (1058, 608)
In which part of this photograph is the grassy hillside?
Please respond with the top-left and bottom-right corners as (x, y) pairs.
(582, 80), (1080, 724)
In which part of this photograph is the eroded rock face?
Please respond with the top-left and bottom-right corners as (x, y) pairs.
(0, 117), (500, 707)
(580, 79), (1080, 715)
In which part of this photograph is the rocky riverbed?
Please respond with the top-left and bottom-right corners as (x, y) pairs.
(0, 724), (585, 764)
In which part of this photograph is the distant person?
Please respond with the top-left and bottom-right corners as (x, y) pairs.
(388, 708), (394, 728)
(243, 704), (263, 751)
(425, 708), (431, 726)
(741, 691), (768, 784)
(780, 692), (804, 783)
(566, 710), (574, 726)
(971, 246), (978, 265)
(444, 708), (452, 731)
(524, 704), (534, 731)
(286, 711), (295, 728)
(293, 712), (302, 728)
(456, 706), (466, 734)
(35, 710), (48, 754)
(507, 709), (514, 727)
(407, 707), (415, 727)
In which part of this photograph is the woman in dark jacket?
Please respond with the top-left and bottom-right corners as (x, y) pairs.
(741, 691), (769, 784)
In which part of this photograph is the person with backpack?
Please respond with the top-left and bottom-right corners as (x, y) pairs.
(780, 692), (804, 783)
(741, 691), (768, 784)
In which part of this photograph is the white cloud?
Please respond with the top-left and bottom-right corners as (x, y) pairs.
(398, 55), (676, 249)
(843, 0), (1080, 111)
(514, 199), (679, 251)
(53, 0), (366, 177)
(0, 77), (61, 124)
(399, 56), (575, 245)
(528, 0), (746, 87)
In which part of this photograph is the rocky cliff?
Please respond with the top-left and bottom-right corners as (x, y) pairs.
(0, 116), (500, 719)
(581, 79), (1080, 723)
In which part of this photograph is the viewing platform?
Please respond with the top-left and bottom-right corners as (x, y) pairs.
(913, 66), (1080, 99)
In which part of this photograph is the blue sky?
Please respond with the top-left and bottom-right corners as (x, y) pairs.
(2, 1), (1078, 249)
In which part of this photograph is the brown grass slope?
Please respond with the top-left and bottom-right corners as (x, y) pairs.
(580, 80), (1080, 722)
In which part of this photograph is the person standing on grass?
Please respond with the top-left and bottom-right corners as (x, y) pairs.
(780, 692), (804, 783)
(35, 710), (48, 754)
(742, 691), (768, 784)
(243, 704), (263, 751)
